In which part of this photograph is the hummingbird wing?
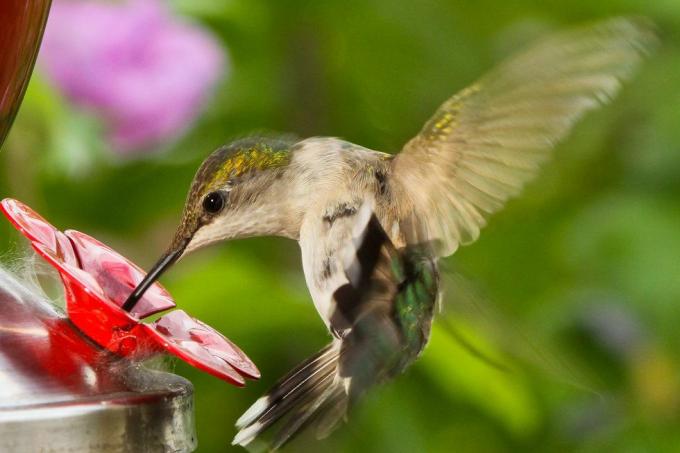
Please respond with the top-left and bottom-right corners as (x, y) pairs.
(391, 17), (656, 257)
(332, 210), (439, 396)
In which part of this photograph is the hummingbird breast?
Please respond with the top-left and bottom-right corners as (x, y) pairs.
(292, 138), (438, 351)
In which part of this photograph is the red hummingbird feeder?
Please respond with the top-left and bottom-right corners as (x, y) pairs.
(0, 198), (259, 386)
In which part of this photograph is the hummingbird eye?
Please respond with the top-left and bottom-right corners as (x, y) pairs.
(202, 191), (225, 214)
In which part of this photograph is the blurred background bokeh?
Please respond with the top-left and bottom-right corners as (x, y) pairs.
(2, 0), (680, 451)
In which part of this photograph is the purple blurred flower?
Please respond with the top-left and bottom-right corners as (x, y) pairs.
(40, 0), (225, 154)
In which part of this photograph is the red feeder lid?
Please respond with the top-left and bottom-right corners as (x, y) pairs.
(0, 198), (259, 386)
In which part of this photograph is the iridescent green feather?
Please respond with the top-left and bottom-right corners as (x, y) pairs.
(393, 252), (439, 363)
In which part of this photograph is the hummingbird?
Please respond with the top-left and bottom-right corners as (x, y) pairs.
(122, 17), (655, 449)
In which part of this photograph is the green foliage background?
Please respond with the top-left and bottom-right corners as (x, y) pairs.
(3, 0), (680, 451)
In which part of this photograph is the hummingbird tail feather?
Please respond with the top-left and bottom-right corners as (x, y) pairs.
(233, 341), (349, 449)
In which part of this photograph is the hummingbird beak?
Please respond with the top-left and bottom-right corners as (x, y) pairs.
(121, 237), (190, 312)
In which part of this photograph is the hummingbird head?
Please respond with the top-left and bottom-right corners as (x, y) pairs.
(122, 137), (296, 311)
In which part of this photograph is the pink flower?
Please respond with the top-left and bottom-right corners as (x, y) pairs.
(40, 0), (225, 154)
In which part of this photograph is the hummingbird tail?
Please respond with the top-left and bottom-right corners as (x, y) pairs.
(233, 341), (349, 450)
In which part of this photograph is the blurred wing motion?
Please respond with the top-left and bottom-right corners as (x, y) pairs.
(392, 17), (657, 257)
(234, 205), (438, 449)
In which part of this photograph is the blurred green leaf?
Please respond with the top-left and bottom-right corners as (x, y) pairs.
(422, 323), (540, 437)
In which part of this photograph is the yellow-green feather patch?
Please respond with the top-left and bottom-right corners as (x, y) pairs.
(207, 144), (290, 188)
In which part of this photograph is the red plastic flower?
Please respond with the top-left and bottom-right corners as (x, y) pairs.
(0, 198), (259, 386)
